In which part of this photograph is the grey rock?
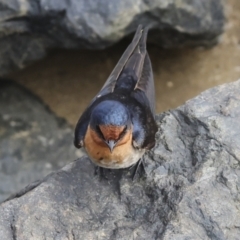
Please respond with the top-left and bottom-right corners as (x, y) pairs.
(0, 79), (239, 239)
(0, 80), (82, 203)
(0, 0), (225, 75)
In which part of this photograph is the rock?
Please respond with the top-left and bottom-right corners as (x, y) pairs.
(0, 0), (224, 75)
(0, 80), (82, 203)
(0, 79), (239, 239)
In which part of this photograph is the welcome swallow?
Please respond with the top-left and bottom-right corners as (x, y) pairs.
(74, 25), (158, 170)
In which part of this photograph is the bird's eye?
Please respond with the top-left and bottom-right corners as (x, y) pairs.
(96, 125), (105, 139)
(119, 126), (127, 139)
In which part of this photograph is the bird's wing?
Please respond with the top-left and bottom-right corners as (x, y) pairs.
(130, 53), (157, 149)
(74, 25), (156, 148)
(91, 25), (143, 100)
(90, 25), (155, 114)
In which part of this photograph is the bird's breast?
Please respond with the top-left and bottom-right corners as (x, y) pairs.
(84, 126), (145, 168)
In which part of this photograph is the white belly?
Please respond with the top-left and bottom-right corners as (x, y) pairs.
(84, 147), (145, 169)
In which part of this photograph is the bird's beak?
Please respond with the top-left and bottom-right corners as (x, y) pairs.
(106, 140), (116, 153)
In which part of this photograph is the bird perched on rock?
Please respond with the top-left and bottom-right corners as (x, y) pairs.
(74, 25), (158, 172)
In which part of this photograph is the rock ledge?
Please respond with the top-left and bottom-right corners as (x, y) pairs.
(1, 79), (239, 239)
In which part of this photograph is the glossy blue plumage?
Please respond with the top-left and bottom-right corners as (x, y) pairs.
(114, 69), (137, 92)
(90, 100), (130, 128)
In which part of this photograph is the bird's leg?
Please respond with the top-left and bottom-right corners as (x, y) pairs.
(130, 158), (145, 180)
(94, 166), (105, 181)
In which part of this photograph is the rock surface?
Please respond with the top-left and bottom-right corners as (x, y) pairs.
(0, 80), (81, 203)
(0, 0), (224, 75)
(0, 79), (239, 239)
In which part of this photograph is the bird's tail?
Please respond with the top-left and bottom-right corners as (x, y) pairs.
(122, 26), (148, 80)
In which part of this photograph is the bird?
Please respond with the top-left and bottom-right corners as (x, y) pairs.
(74, 25), (158, 172)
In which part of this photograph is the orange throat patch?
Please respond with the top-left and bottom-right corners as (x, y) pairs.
(83, 125), (136, 168)
(99, 125), (124, 141)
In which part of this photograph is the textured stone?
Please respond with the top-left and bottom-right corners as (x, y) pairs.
(0, 0), (225, 75)
(1, 79), (239, 239)
(0, 80), (82, 202)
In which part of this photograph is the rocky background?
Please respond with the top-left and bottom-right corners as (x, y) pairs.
(7, 0), (240, 126)
(0, 0), (228, 201)
(1, 0), (240, 239)
(0, 0), (224, 75)
(0, 80), (82, 202)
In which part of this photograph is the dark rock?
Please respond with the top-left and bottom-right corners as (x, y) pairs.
(0, 79), (239, 239)
(0, 0), (225, 75)
(0, 80), (81, 203)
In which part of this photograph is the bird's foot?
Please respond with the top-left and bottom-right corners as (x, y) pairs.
(130, 159), (145, 180)
(94, 166), (106, 181)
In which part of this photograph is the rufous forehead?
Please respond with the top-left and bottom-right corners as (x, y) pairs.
(99, 125), (125, 140)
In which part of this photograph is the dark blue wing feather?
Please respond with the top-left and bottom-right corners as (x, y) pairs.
(90, 25), (144, 103)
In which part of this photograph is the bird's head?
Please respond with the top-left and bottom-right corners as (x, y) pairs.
(89, 100), (132, 152)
